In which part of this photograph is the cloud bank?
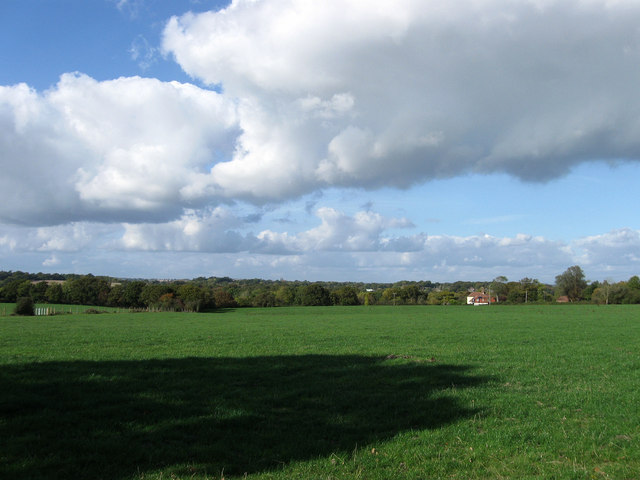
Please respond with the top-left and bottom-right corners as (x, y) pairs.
(2, 205), (638, 281)
(163, 0), (640, 199)
(2, 0), (640, 227)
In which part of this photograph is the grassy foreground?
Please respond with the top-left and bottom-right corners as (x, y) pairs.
(1, 305), (639, 479)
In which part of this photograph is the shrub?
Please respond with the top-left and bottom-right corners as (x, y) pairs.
(14, 297), (35, 316)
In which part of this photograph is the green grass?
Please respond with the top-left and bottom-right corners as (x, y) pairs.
(0, 302), (123, 316)
(1, 305), (639, 479)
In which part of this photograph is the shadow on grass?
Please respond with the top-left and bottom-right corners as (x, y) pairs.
(1, 356), (489, 479)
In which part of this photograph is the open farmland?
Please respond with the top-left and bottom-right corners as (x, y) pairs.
(1, 305), (639, 479)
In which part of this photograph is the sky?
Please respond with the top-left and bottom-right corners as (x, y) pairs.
(1, 0), (639, 284)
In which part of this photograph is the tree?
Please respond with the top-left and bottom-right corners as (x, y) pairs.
(64, 275), (111, 306)
(555, 266), (587, 302)
(399, 284), (422, 304)
(107, 284), (125, 307)
(45, 283), (64, 304)
(14, 297), (35, 316)
(121, 281), (146, 308)
(275, 285), (296, 306)
(628, 275), (640, 290)
(140, 284), (173, 309)
(298, 284), (331, 306)
(253, 290), (276, 307)
(213, 288), (237, 308)
(159, 293), (183, 311)
(29, 282), (49, 303)
(0, 279), (31, 302)
(332, 286), (360, 306)
(427, 290), (458, 305)
(519, 278), (539, 303)
(177, 284), (206, 312)
(381, 287), (401, 305)
(490, 276), (508, 302)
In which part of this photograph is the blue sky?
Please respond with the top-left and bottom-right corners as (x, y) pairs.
(1, 0), (639, 283)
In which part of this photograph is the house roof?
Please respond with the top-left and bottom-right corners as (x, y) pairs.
(467, 291), (489, 298)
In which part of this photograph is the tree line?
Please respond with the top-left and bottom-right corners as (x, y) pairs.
(1, 266), (639, 312)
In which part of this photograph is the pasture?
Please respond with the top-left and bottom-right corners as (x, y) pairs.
(1, 305), (639, 479)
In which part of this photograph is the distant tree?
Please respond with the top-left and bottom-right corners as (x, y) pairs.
(122, 281), (146, 308)
(253, 290), (276, 307)
(275, 285), (297, 306)
(140, 284), (173, 309)
(507, 284), (525, 303)
(624, 276), (640, 304)
(427, 290), (458, 305)
(177, 284), (206, 312)
(159, 293), (183, 311)
(298, 284), (331, 306)
(213, 288), (237, 308)
(333, 285), (360, 306)
(45, 283), (65, 304)
(0, 279), (31, 302)
(64, 275), (111, 306)
(107, 284), (125, 307)
(520, 278), (539, 303)
(381, 287), (401, 305)
(399, 284), (422, 304)
(14, 297), (35, 316)
(582, 280), (600, 302)
(29, 282), (48, 303)
(555, 266), (587, 302)
(490, 276), (508, 302)
(628, 275), (640, 290)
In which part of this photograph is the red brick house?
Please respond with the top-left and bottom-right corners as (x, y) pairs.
(466, 291), (496, 305)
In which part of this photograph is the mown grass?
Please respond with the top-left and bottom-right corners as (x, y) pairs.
(1, 305), (638, 479)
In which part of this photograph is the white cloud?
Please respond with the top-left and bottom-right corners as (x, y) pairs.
(43, 255), (61, 267)
(572, 228), (640, 267)
(162, 0), (640, 202)
(0, 74), (238, 225)
(111, 209), (640, 281)
(2, 200), (638, 281)
(120, 207), (252, 252)
(129, 35), (158, 70)
(0, 222), (107, 253)
(5, 1), (640, 226)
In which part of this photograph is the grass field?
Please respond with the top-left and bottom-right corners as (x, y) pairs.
(0, 302), (123, 316)
(1, 305), (639, 479)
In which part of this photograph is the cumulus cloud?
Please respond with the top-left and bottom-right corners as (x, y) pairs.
(113, 205), (639, 280)
(572, 228), (640, 267)
(2, 200), (638, 280)
(0, 222), (108, 253)
(0, 73), (238, 225)
(4, 1), (640, 226)
(114, 204), (567, 268)
(43, 255), (61, 267)
(118, 206), (415, 254)
(162, 0), (640, 202)
(120, 207), (252, 252)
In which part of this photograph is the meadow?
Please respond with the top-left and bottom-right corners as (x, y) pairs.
(1, 305), (638, 479)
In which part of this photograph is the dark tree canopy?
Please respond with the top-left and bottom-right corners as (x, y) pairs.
(555, 265), (587, 302)
(299, 284), (332, 306)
